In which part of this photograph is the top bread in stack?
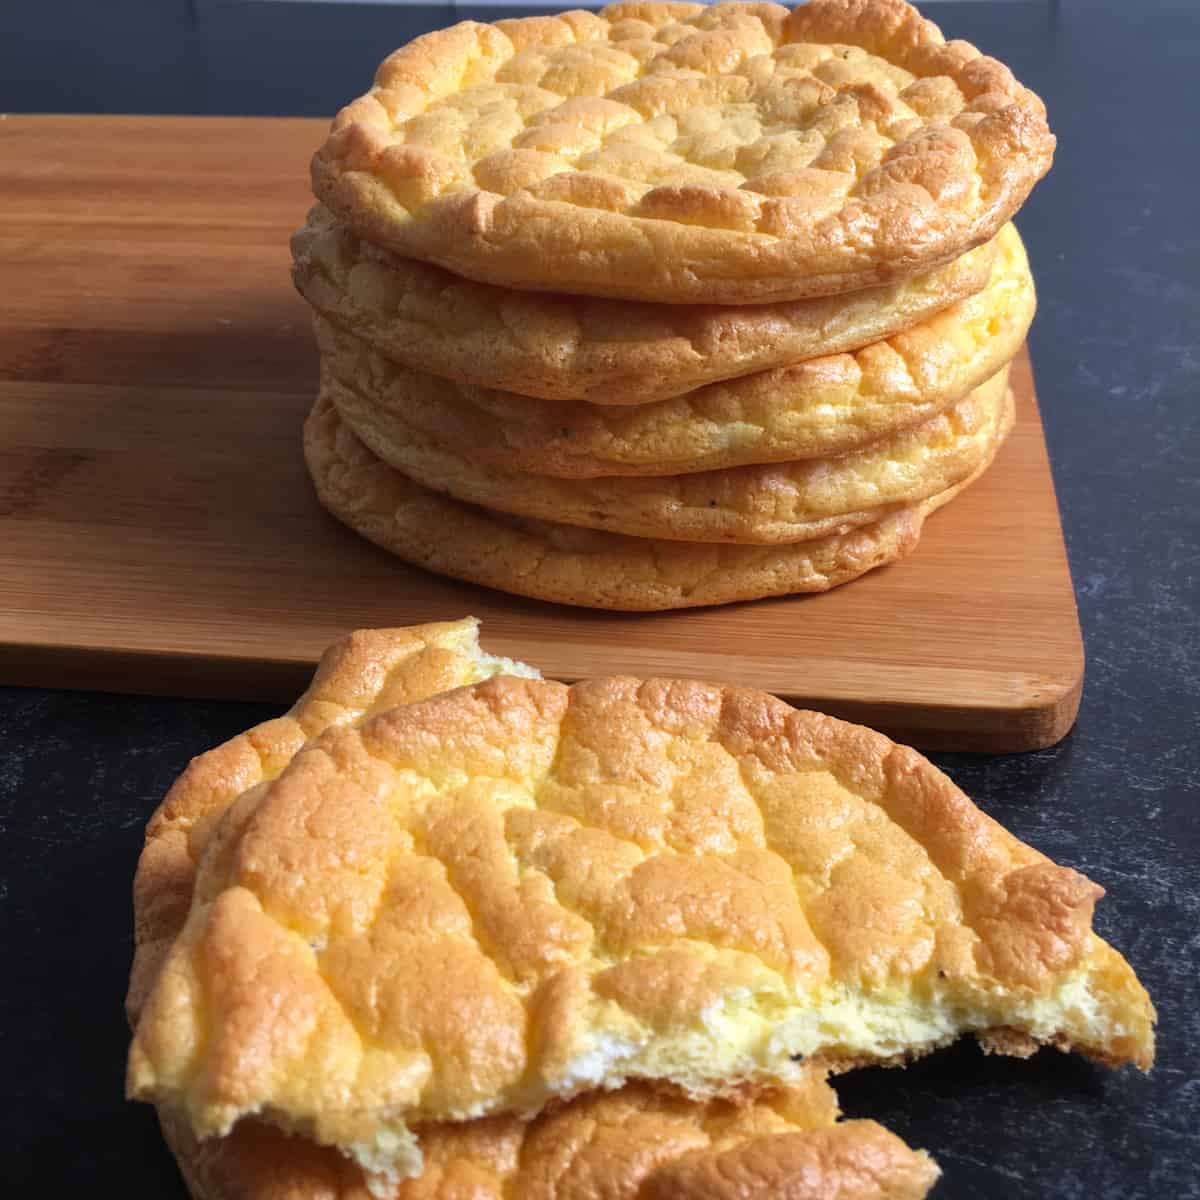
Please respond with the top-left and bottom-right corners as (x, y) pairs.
(310, 0), (1052, 304)
(296, 0), (1053, 609)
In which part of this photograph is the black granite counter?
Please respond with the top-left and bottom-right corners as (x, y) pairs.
(1, 2), (1197, 1196)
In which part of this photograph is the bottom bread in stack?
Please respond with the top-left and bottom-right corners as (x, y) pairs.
(305, 391), (1011, 610)
(300, 224), (1032, 610)
(127, 619), (1155, 1199)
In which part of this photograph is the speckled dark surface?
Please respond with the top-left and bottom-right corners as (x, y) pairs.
(1, 2), (1197, 1196)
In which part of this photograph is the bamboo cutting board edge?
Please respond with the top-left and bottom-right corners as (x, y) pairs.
(0, 348), (1085, 753)
(0, 613), (1084, 753)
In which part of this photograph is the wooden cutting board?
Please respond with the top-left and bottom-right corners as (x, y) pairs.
(0, 116), (1083, 752)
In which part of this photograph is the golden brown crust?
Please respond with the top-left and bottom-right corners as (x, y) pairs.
(129, 666), (1154, 1171)
(135, 634), (937, 1200)
(311, 0), (1054, 302)
(300, 393), (1006, 610)
(126, 618), (530, 1027)
(314, 224), (1030, 478)
(291, 204), (997, 405)
(159, 1078), (939, 1200)
(324, 364), (1010, 544)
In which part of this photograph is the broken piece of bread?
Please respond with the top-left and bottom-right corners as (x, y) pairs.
(130, 620), (941, 1200)
(128, 630), (1153, 1192)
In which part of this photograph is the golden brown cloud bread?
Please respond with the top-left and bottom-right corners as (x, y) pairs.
(301, 394), (1004, 610)
(326, 362), (1009, 545)
(126, 618), (539, 1027)
(159, 1075), (938, 1200)
(311, 0), (1054, 303)
(128, 671), (1154, 1187)
(131, 624), (936, 1200)
(292, 203), (997, 405)
(317, 224), (1031, 479)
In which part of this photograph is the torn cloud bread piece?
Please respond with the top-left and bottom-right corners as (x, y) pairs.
(129, 672), (1155, 1192)
(310, 0), (1055, 303)
(130, 621), (938, 1200)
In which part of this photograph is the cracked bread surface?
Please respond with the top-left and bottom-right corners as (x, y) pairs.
(316, 223), (1030, 479)
(128, 671), (1153, 1189)
(126, 618), (538, 1028)
(311, 0), (1054, 303)
(324, 362), (1010, 545)
(292, 203), (996, 405)
(300, 393), (1005, 609)
(131, 624), (938, 1200)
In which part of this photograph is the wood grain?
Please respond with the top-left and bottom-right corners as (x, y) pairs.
(0, 116), (1083, 751)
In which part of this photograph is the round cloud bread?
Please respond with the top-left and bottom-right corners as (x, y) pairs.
(300, 394), (1004, 610)
(311, 0), (1054, 303)
(128, 665), (1153, 1190)
(317, 223), (1031, 478)
(325, 362), (1010, 545)
(292, 204), (997, 405)
(128, 622), (937, 1200)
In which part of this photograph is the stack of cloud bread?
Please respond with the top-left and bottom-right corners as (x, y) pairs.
(125, 618), (1155, 1200)
(291, 0), (1054, 611)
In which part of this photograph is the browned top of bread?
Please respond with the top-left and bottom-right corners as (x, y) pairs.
(132, 623), (939, 1200)
(311, 0), (1053, 303)
(126, 618), (537, 1026)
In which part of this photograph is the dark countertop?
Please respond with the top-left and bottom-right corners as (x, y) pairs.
(1, 2), (1197, 1196)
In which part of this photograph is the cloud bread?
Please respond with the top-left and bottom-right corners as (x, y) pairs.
(300, 393), (1006, 609)
(131, 622), (937, 1200)
(127, 618), (539, 1027)
(128, 668), (1153, 1189)
(325, 362), (1010, 545)
(310, 0), (1054, 303)
(159, 1074), (938, 1200)
(316, 224), (1031, 479)
(292, 204), (997, 405)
